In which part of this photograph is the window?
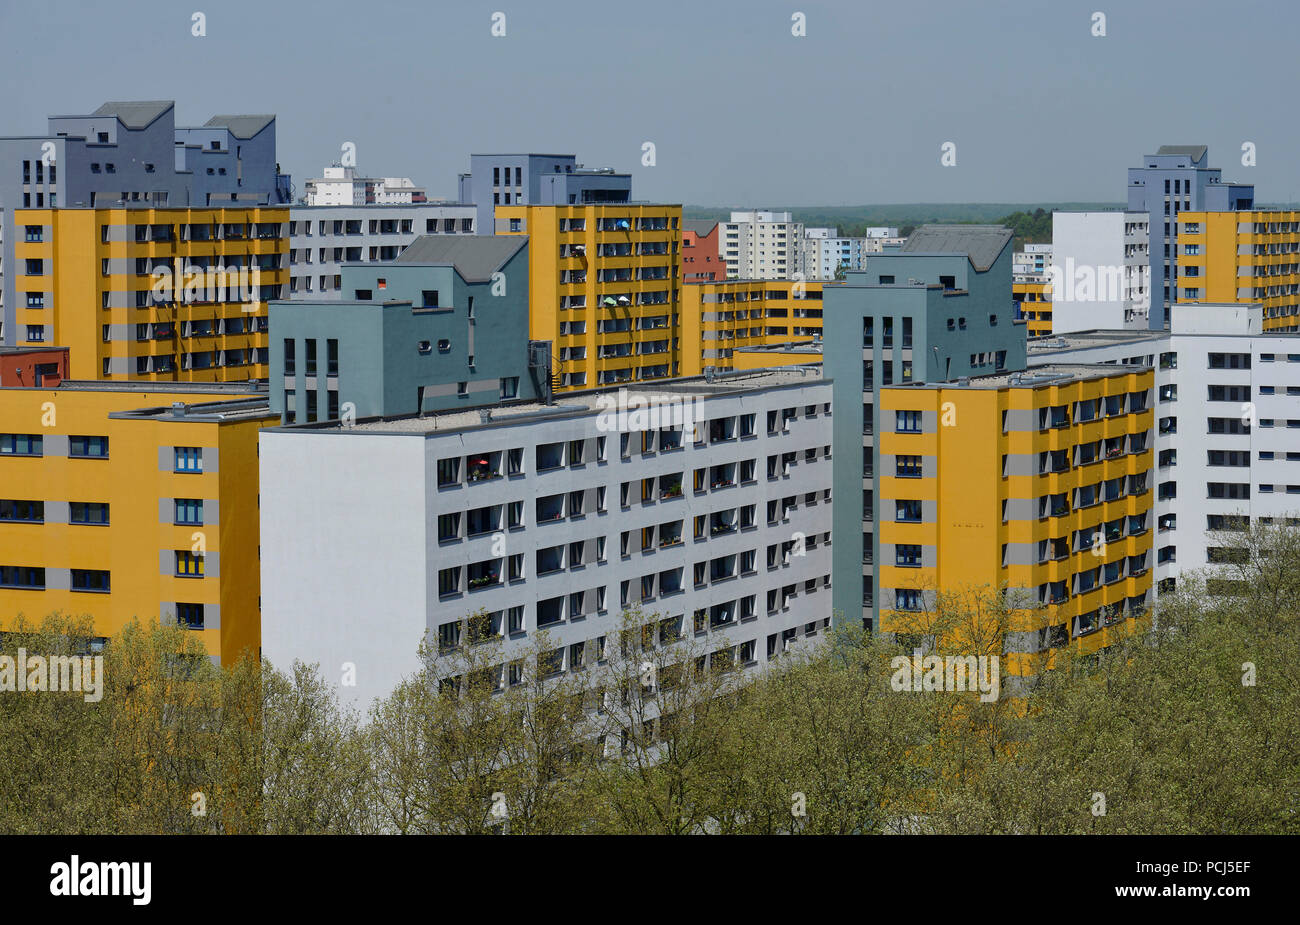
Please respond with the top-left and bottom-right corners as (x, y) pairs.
(896, 544), (922, 567)
(896, 455), (922, 477)
(0, 434), (43, 456)
(895, 411), (922, 433)
(177, 603), (205, 629)
(174, 447), (203, 472)
(174, 499), (203, 525)
(175, 551), (205, 577)
(69, 436), (109, 458)
(69, 502), (109, 525)
(0, 500), (44, 523)
(0, 566), (45, 589)
(895, 500), (923, 522)
(71, 569), (111, 593)
(438, 567), (461, 597)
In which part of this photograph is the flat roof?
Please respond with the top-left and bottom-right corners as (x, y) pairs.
(889, 363), (1151, 391)
(1027, 330), (1166, 353)
(0, 345), (69, 355)
(41, 379), (265, 394)
(272, 368), (826, 436)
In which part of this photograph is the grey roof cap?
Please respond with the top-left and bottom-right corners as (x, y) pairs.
(901, 224), (1013, 272)
(683, 219), (719, 236)
(91, 101), (174, 129)
(1155, 145), (1208, 161)
(204, 114), (275, 138)
(393, 235), (528, 281)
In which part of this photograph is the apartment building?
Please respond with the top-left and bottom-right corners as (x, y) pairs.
(270, 235), (539, 420)
(680, 278), (823, 375)
(720, 211), (804, 280)
(458, 154), (632, 235)
(1027, 302), (1300, 594)
(302, 166), (428, 205)
(1049, 211), (1150, 334)
(260, 368), (834, 708)
(1126, 145), (1253, 328)
(13, 205), (287, 380)
(877, 363), (1155, 687)
(800, 228), (869, 280)
(822, 225), (1028, 631)
(495, 202), (682, 390)
(1177, 210), (1300, 333)
(0, 101), (293, 380)
(1013, 242), (1053, 337)
(0, 381), (274, 663)
(287, 202), (476, 298)
(682, 220), (724, 282)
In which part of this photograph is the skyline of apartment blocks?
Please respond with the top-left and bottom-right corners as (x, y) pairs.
(287, 202), (476, 298)
(721, 211), (804, 280)
(495, 202), (682, 390)
(269, 235), (539, 420)
(681, 278), (823, 375)
(302, 165), (428, 205)
(1048, 211), (1151, 334)
(0, 381), (273, 664)
(1013, 242), (1053, 337)
(259, 369), (835, 708)
(1027, 302), (1300, 594)
(1177, 210), (1300, 333)
(1127, 145), (1253, 329)
(821, 226), (1027, 632)
(876, 363), (1155, 688)
(458, 154), (632, 235)
(0, 101), (292, 352)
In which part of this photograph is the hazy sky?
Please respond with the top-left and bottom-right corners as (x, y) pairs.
(2, 0), (1295, 206)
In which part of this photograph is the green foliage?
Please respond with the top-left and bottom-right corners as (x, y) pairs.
(3, 521), (1298, 834)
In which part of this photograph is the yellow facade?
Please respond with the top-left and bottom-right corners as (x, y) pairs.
(877, 366), (1154, 681)
(680, 278), (824, 376)
(12, 206), (288, 380)
(0, 385), (273, 663)
(1013, 280), (1052, 337)
(1178, 210), (1300, 332)
(496, 204), (682, 391)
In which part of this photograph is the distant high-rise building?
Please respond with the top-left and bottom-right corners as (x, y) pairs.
(495, 202), (681, 391)
(1176, 210), (1300, 333)
(720, 211), (804, 280)
(1048, 212), (1150, 334)
(287, 202), (476, 298)
(1126, 146), (1253, 329)
(302, 166), (429, 205)
(1013, 242), (1054, 337)
(457, 154), (632, 235)
(800, 228), (869, 280)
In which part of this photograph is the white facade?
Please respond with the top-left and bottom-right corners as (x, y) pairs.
(1049, 211), (1150, 333)
(723, 211), (805, 280)
(261, 370), (836, 708)
(800, 228), (869, 279)
(288, 203), (476, 298)
(303, 166), (429, 206)
(1027, 303), (1300, 596)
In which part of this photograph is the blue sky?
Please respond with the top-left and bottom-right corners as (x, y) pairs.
(2, 0), (1295, 205)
